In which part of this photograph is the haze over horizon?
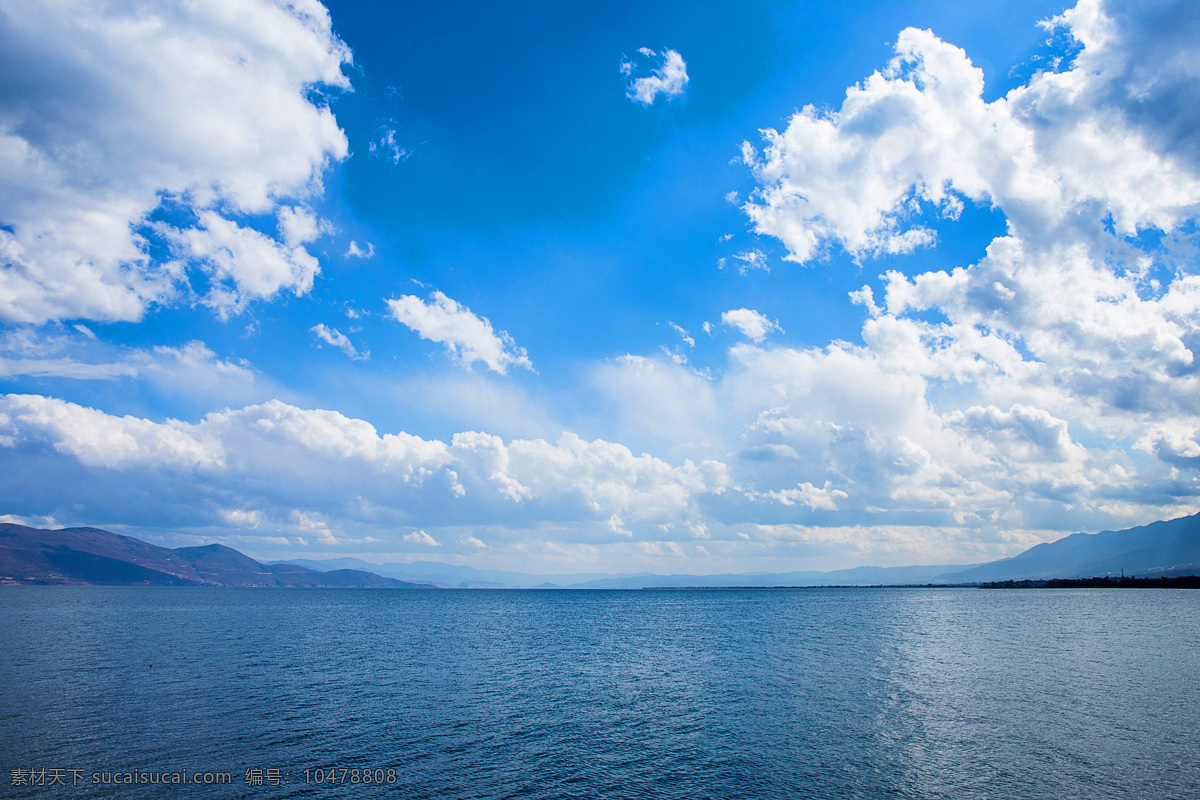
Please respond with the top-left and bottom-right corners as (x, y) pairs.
(2, 0), (1200, 575)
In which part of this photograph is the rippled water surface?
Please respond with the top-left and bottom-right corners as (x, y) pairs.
(2, 587), (1198, 799)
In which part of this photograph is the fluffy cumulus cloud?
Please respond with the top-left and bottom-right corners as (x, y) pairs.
(387, 291), (533, 375)
(0, 395), (732, 563)
(525, 0), (1200, 568)
(163, 212), (322, 317)
(403, 530), (439, 547)
(5, 0), (1200, 574)
(0, 0), (351, 323)
(721, 309), (782, 343)
(621, 48), (689, 106)
(719, 0), (1200, 540)
(742, 0), (1200, 263)
(751, 481), (849, 512)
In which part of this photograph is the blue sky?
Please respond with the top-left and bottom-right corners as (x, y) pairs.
(2, 0), (1199, 574)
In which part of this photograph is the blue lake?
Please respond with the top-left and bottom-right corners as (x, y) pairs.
(1, 587), (1198, 799)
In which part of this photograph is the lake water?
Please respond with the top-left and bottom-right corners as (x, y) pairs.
(1, 587), (1197, 799)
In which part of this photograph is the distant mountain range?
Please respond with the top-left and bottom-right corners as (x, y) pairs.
(0, 523), (434, 587)
(930, 514), (1200, 583)
(3, 512), (1198, 588)
(278, 556), (972, 589)
(284, 512), (1200, 588)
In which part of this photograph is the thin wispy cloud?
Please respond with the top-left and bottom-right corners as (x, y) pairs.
(369, 127), (409, 165)
(310, 323), (368, 361)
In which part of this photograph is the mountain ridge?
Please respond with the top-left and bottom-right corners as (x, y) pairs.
(0, 523), (435, 588)
(2, 512), (1198, 588)
(285, 513), (1200, 588)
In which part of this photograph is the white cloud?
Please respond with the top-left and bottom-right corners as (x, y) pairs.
(621, 48), (689, 106)
(659, 323), (696, 367)
(0, 513), (60, 529)
(945, 404), (1094, 500)
(742, 2), (1200, 265)
(3, 376), (1161, 568)
(660, 346), (689, 366)
(0, 0), (351, 323)
(403, 530), (439, 547)
(721, 339), (1010, 519)
(669, 322), (695, 349)
(592, 355), (722, 456)
(345, 241), (375, 259)
(753, 481), (849, 511)
(369, 127), (409, 165)
(310, 323), (367, 361)
(715, 0), (1200, 541)
(139, 341), (259, 405)
(0, 356), (137, 381)
(386, 291), (532, 375)
(732, 250), (769, 275)
(607, 514), (632, 536)
(0, 394), (221, 470)
(163, 212), (322, 317)
(0, 333), (256, 400)
(0, 395), (732, 554)
(639, 540), (686, 558)
(276, 206), (328, 248)
(721, 309), (781, 343)
(220, 509), (263, 529)
(292, 510), (339, 545)
(6, 0), (1200, 574)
